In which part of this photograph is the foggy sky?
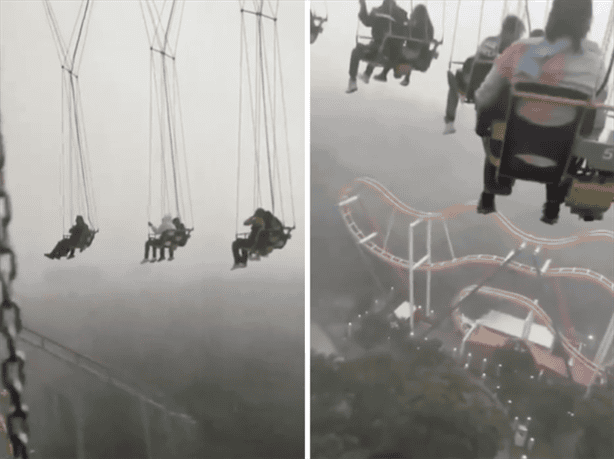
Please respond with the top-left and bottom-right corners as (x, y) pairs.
(1, 0), (305, 290)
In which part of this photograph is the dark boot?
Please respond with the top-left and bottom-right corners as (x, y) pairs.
(540, 201), (561, 225)
(477, 192), (496, 214)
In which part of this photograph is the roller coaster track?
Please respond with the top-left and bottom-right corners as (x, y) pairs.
(338, 177), (614, 387)
(17, 326), (196, 425)
(451, 285), (604, 386)
(350, 177), (614, 247)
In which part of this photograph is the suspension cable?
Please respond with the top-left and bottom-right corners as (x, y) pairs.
(448, 0), (462, 70)
(274, 20), (296, 227)
(524, 0), (532, 35)
(476, 0), (486, 50)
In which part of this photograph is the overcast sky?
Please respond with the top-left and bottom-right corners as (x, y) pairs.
(1, 0), (305, 289)
(311, 0), (613, 136)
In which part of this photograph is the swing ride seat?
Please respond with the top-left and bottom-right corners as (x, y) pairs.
(484, 82), (594, 185)
(311, 14), (327, 44)
(564, 138), (614, 218)
(397, 38), (441, 73)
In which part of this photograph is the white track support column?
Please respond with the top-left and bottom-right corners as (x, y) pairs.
(163, 411), (176, 458)
(442, 220), (455, 260)
(73, 391), (85, 459)
(383, 209), (396, 253)
(140, 398), (153, 459)
(426, 219), (432, 317)
(586, 310), (614, 398)
(409, 219), (421, 332)
(409, 219), (430, 333)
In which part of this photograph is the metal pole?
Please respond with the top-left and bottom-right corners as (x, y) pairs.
(163, 411), (176, 458)
(426, 219), (432, 317)
(383, 209), (396, 253)
(443, 220), (455, 259)
(409, 221), (415, 333)
(409, 219), (422, 333)
(74, 392), (85, 459)
(585, 310), (614, 398)
(140, 398), (153, 459)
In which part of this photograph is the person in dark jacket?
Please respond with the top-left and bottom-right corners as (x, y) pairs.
(44, 215), (90, 260)
(370, 4), (434, 86)
(231, 208), (266, 270)
(347, 0), (408, 94)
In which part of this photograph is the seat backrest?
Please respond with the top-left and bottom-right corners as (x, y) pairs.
(465, 59), (494, 103)
(497, 82), (591, 184)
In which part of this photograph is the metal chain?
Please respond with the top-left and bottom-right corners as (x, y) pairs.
(0, 115), (29, 458)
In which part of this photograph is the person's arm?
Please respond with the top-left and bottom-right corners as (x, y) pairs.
(358, 0), (373, 27)
(474, 43), (518, 112)
(474, 64), (508, 112)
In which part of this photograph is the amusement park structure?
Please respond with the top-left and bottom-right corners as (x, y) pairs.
(338, 176), (614, 396)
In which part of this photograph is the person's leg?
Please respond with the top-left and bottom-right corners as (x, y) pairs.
(444, 71), (460, 124)
(478, 138), (497, 214)
(232, 239), (242, 265)
(374, 65), (391, 81)
(400, 68), (411, 86)
(349, 45), (365, 79)
(541, 183), (567, 224)
(348, 44), (371, 93)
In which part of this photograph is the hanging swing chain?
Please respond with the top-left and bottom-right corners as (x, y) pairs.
(256, 0), (276, 216)
(273, 24), (296, 228)
(523, 0), (532, 36)
(475, 0), (486, 52)
(44, 0), (96, 231)
(0, 118), (30, 458)
(448, 0), (462, 71)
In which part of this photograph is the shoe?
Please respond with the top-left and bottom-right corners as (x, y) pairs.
(158, 257), (165, 262)
(231, 263), (241, 271)
(373, 73), (387, 82)
(443, 122), (456, 135)
(400, 76), (410, 86)
(44, 253), (53, 259)
(359, 72), (370, 84)
(540, 201), (560, 225)
(346, 78), (358, 94)
(140, 258), (149, 264)
(67, 254), (75, 259)
(477, 192), (496, 214)
(168, 257), (174, 261)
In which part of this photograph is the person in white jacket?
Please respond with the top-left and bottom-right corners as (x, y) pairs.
(142, 215), (176, 263)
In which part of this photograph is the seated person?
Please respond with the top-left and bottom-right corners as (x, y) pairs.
(170, 217), (190, 247)
(231, 208), (266, 270)
(44, 237), (71, 260)
(253, 210), (290, 255)
(142, 215), (176, 263)
(474, 0), (607, 224)
(368, 4), (433, 86)
(310, 11), (325, 44)
(347, 0), (408, 94)
(443, 15), (525, 135)
(44, 215), (90, 260)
